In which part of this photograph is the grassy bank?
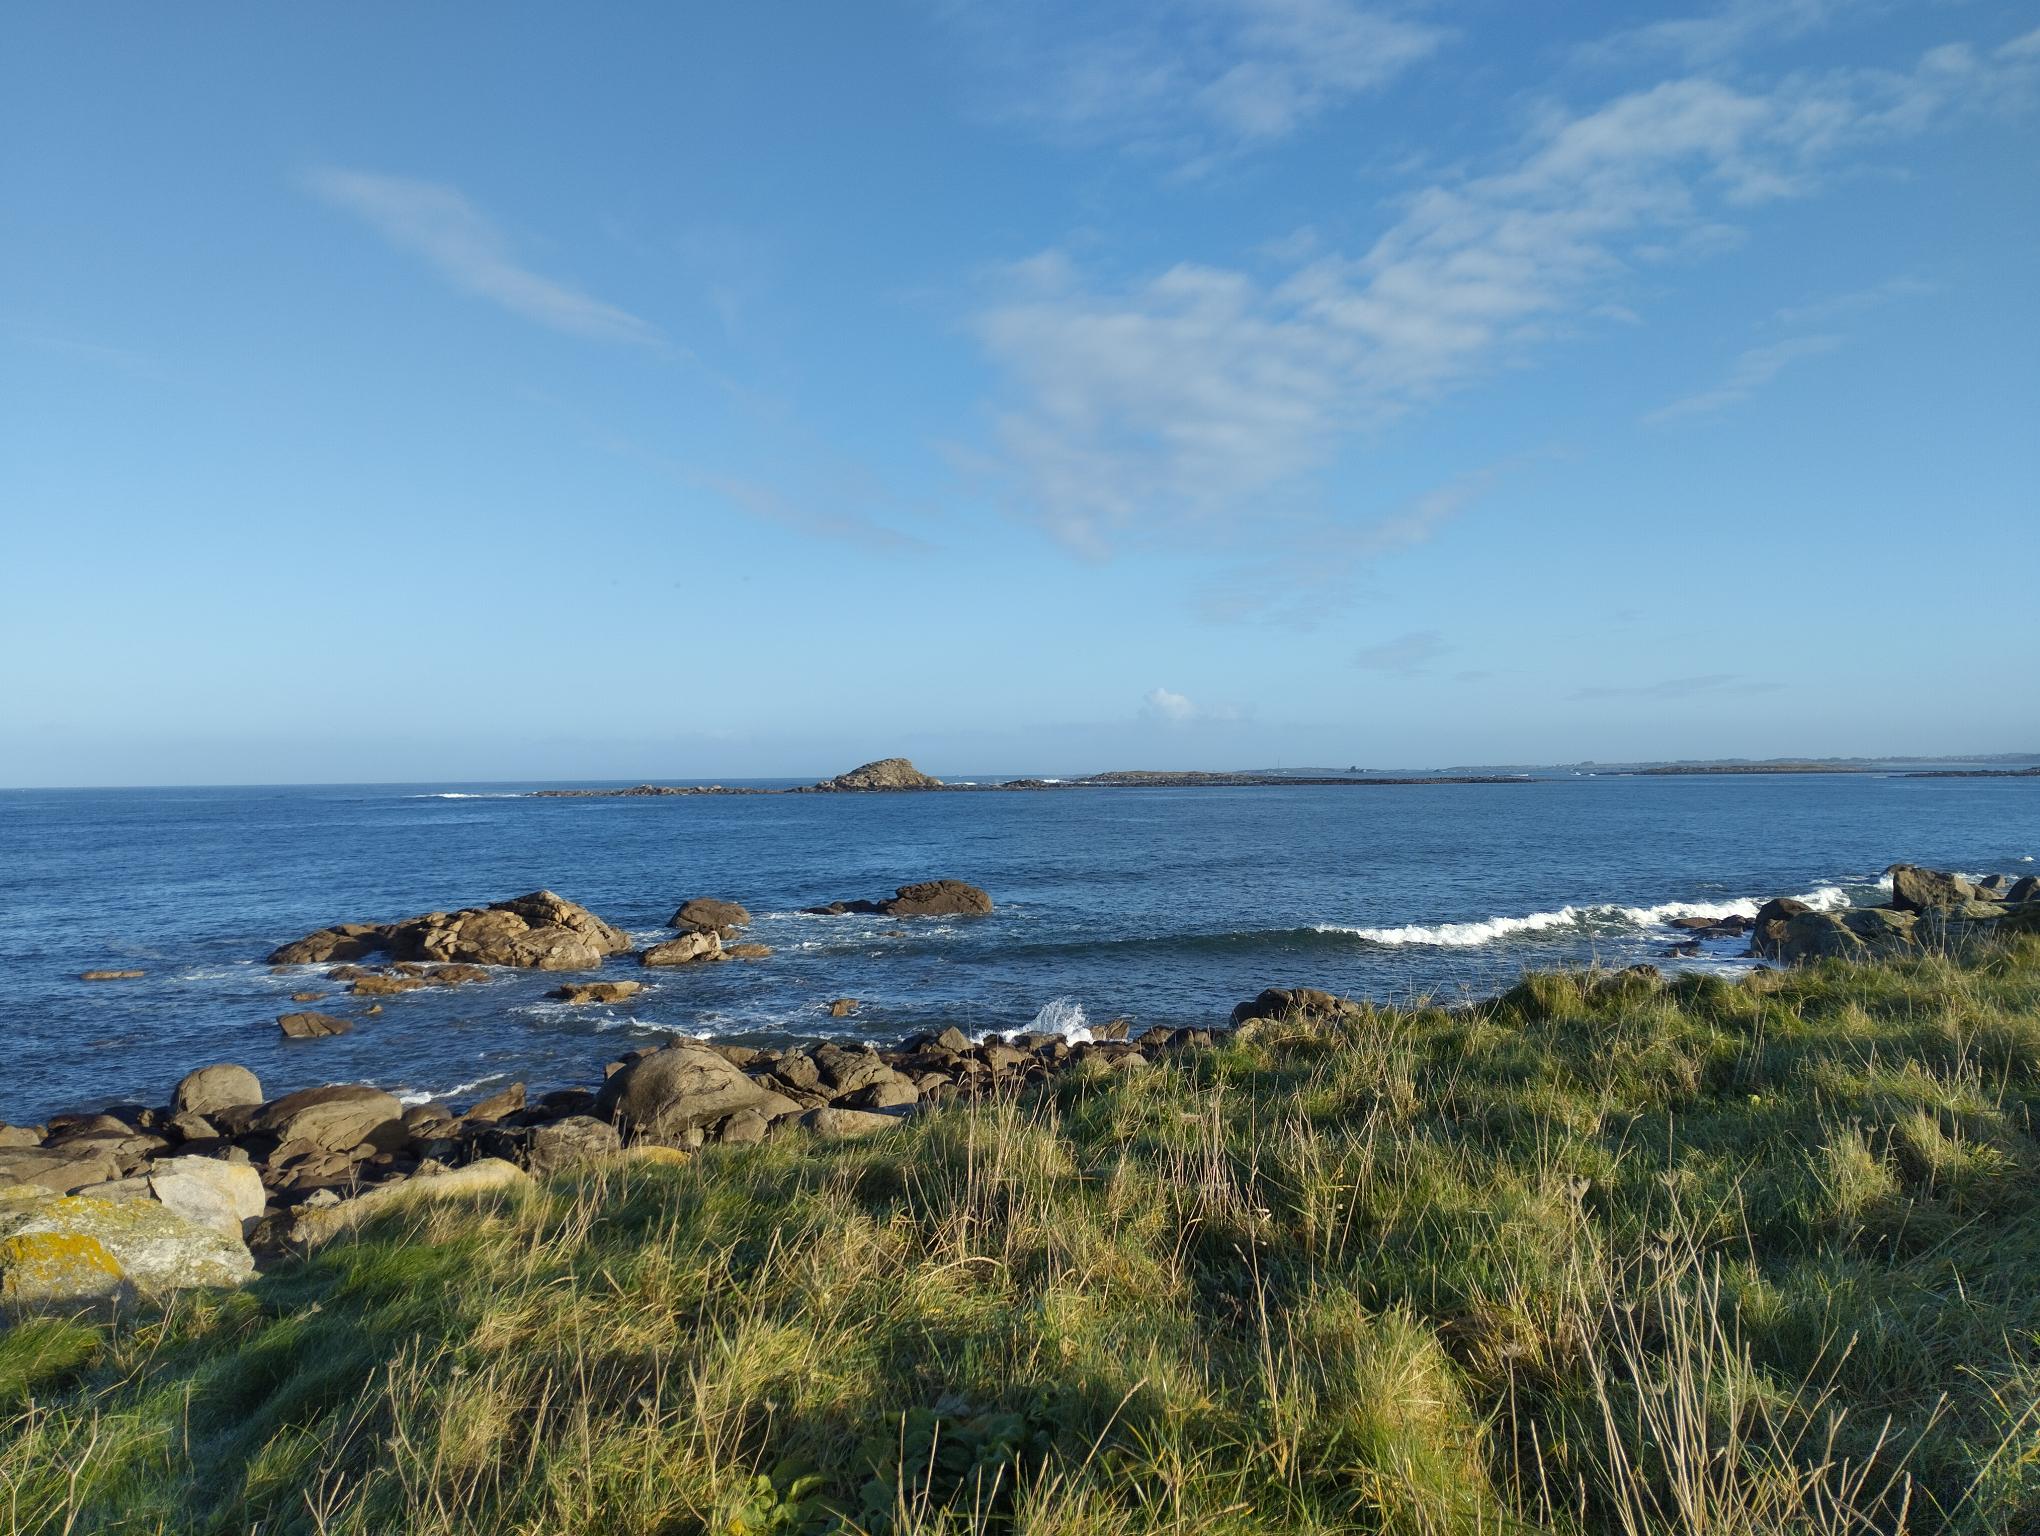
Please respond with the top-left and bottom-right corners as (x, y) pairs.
(5, 942), (2039, 1535)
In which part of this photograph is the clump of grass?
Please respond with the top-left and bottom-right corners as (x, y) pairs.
(4, 936), (2039, 1534)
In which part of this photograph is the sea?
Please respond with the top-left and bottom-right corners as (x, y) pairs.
(1, 773), (2033, 1123)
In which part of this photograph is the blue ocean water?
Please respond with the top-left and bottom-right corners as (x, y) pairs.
(1, 774), (2033, 1122)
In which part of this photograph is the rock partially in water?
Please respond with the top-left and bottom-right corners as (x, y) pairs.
(1888, 864), (1978, 912)
(551, 980), (644, 1004)
(809, 757), (944, 792)
(79, 969), (145, 981)
(277, 1011), (352, 1039)
(805, 879), (994, 918)
(669, 898), (751, 937)
(173, 1064), (263, 1117)
(642, 931), (724, 967)
(270, 892), (629, 972)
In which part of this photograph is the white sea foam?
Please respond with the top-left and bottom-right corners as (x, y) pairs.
(407, 792), (526, 800)
(398, 1072), (505, 1107)
(978, 994), (1093, 1045)
(1316, 883), (1855, 949)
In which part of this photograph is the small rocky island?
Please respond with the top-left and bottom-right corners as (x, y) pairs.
(528, 756), (1534, 798)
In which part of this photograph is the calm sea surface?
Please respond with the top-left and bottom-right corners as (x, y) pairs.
(1, 774), (2032, 1122)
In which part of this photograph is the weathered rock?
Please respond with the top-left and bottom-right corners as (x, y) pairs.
(174, 1063), (263, 1117)
(550, 980), (644, 1004)
(253, 1085), (405, 1154)
(347, 974), (426, 996)
(2009, 875), (2040, 904)
(0, 1228), (132, 1311)
(278, 1010), (353, 1039)
(1888, 865), (1978, 912)
(286, 1159), (530, 1249)
(523, 1116), (621, 1175)
(0, 1125), (44, 1150)
(829, 997), (860, 1018)
(714, 1109), (770, 1145)
(814, 758), (944, 792)
(1229, 987), (1353, 1028)
(670, 899), (751, 938)
(902, 1026), (972, 1055)
(148, 1157), (266, 1240)
(883, 880), (993, 917)
(641, 931), (723, 967)
(272, 893), (629, 972)
(1, 1195), (252, 1298)
(267, 922), (390, 966)
(725, 943), (773, 960)
(465, 1083), (525, 1123)
(0, 1146), (121, 1196)
(1771, 906), (1920, 963)
(843, 1076), (919, 1110)
(79, 969), (145, 981)
(812, 1044), (893, 1096)
(596, 1043), (800, 1142)
(801, 1106), (906, 1139)
(1973, 875), (2012, 898)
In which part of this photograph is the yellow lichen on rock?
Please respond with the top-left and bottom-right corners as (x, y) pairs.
(0, 1230), (131, 1309)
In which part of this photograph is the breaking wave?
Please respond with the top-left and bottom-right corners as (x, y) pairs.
(1316, 883), (1856, 949)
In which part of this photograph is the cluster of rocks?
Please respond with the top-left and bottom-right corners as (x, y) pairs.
(269, 890), (633, 971)
(802, 880), (996, 918)
(0, 982), (1310, 1312)
(1749, 864), (2040, 964)
(799, 757), (947, 792)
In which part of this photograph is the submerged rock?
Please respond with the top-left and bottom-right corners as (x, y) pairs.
(805, 880), (995, 918)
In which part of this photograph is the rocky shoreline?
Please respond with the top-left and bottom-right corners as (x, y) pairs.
(6, 862), (2036, 1312)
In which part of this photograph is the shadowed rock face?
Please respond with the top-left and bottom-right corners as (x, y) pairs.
(669, 899), (750, 937)
(812, 758), (943, 792)
(595, 1043), (799, 1142)
(268, 892), (630, 971)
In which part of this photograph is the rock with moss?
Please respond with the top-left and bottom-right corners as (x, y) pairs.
(1, 1194), (252, 1300)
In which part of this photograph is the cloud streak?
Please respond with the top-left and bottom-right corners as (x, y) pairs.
(973, 31), (2039, 553)
(306, 169), (659, 345)
(1644, 334), (1843, 423)
(1352, 629), (1448, 674)
(949, 0), (1447, 161)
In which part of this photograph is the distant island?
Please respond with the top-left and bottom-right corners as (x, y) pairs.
(528, 757), (1536, 798)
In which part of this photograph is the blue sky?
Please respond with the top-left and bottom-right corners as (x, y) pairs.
(4, 2), (2037, 785)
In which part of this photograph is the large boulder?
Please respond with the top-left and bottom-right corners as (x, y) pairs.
(642, 931), (723, 967)
(1, 1194), (252, 1299)
(2008, 875), (2040, 904)
(272, 892), (629, 972)
(0, 1145), (120, 1196)
(670, 899), (751, 938)
(1888, 865), (1978, 912)
(523, 1116), (622, 1175)
(596, 1043), (800, 1143)
(1771, 907), (1919, 964)
(1748, 897), (1815, 958)
(174, 1064), (262, 1117)
(252, 1085), (405, 1153)
(814, 758), (944, 792)
(550, 980), (644, 1004)
(278, 1011), (352, 1039)
(148, 1157), (266, 1241)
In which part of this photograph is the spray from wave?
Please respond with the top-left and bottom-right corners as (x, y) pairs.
(1316, 884), (1856, 949)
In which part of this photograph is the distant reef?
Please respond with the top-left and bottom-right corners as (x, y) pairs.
(529, 757), (1533, 799)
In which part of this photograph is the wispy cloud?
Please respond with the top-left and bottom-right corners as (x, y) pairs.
(947, 0), (1447, 161)
(305, 169), (659, 345)
(1571, 674), (1782, 701)
(1644, 334), (1843, 423)
(1577, 0), (1863, 69)
(1197, 463), (1509, 628)
(1352, 629), (1449, 675)
(974, 32), (2037, 552)
(1771, 274), (1936, 326)
(1143, 686), (1199, 723)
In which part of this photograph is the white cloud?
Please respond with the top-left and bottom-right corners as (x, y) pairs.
(1771, 274), (1936, 326)
(306, 169), (659, 345)
(1352, 630), (1448, 674)
(1143, 686), (1200, 722)
(975, 34), (2037, 551)
(948, 0), (1446, 159)
(1644, 334), (1842, 422)
(1578, 0), (1861, 69)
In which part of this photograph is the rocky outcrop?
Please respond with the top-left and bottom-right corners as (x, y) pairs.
(1888, 864), (1978, 912)
(550, 980), (644, 1004)
(79, 969), (145, 981)
(252, 1085), (405, 1154)
(1229, 987), (1357, 1028)
(278, 1011), (352, 1039)
(595, 1043), (801, 1144)
(808, 758), (944, 792)
(641, 931), (723, 967)
(805, 880), (994, 918)
(268, 892), (629, 972)
(669, 899), (750, 937)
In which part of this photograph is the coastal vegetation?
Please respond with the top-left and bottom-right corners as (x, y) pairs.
(5, 936), (2039, 1535)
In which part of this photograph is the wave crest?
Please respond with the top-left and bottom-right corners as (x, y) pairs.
(1317, 883), (1854, 949)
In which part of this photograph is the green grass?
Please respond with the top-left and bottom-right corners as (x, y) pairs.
(5, 941), (2040, 1535)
